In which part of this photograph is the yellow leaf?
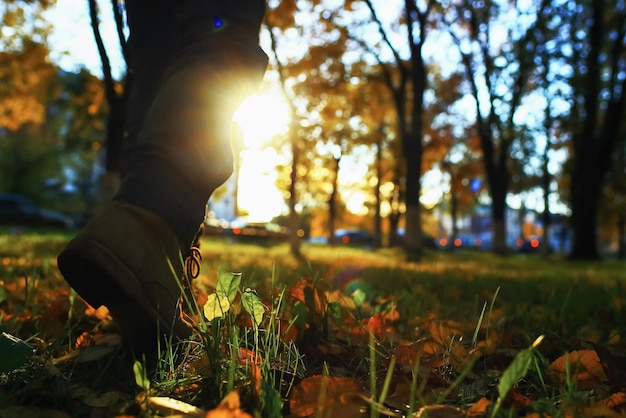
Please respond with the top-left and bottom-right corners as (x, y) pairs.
(203, 292), (231, 321)
(148, 396), (205, 416)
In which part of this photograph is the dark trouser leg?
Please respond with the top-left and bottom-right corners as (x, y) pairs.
(116, 1), (268, 250)
(120, 0), (177, 178)
(57, 1), (268, 352)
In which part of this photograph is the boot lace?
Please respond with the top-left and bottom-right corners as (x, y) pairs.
(179, 224), (204, 327)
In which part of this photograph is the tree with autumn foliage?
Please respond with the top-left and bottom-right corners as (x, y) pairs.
(444, 0), (555, 254)
(343, 0), (441, 257)
(266, 2), (399, 245)
(421, 69), (483, 245)
(0, 1), (108, 210)
(557, 0), (626, 260)
(0, 44), (108, 209)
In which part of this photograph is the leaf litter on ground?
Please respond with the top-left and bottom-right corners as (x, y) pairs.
(1, 234), (626, 417)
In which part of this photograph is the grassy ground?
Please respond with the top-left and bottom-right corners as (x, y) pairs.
(1, 231), (626, 417)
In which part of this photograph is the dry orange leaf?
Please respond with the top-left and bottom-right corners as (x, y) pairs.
(289, 375), (361, 417)
(238, 347), (259, 364)
(466, 397), (491, 417)
(84, 305), (111, 321)
(367, 314), (385, 337)
(507, 391), (532, 408)
(250, 361), (262, 396)
(595, 392), (626, 409)
(205, 391), (252, 418)
(395, 344), (421, 368)
(288, 279), (327, 314)
(427, 320), (463, 347)
(422, 340), (443, 355)
(549, 349), (608, 385)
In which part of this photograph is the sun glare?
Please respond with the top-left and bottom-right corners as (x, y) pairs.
(233, 90), (290, 150)
(231, 88), (290, 222)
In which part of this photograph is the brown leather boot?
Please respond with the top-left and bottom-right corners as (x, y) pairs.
(58, 200), (193, 353)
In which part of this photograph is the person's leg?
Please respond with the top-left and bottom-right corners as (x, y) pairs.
(117, 1), (268, 249)
(120, 0), (177, 177)
(58, 1), (268, 353)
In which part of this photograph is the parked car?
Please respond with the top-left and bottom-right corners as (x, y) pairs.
(444, 234), (484, 250)
(517, 236), (552, 253)
(396, 228), (439, 249)
(204, 216), (288, 242)
(334, 228), (373, 245)
(0, 194), (74, 228)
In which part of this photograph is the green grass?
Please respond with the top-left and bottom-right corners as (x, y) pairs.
(1, 232), (625, 417)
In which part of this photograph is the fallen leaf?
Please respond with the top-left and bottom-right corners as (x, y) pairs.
(427, 319), (463, 347)
(75, 331), (94, 349)
(85, 305), (111, 321)
(327, 289), (357, 309)
(289, 375), (361, 417)
(205, 391), (252, 418)
(549, 349), (608, 387)
(149, 396), (205, 416)
(466, 397), (491, 417)
(250, 361), (262, 396)
(278, 319), (299, 343)
(367, 314), (385, 337)
(508, 391), (532, 408)
(395, 344), (420, 371)
(288, 279), (327, 314)
(414, 404), (465, 418)
(595, 392), (626, 410)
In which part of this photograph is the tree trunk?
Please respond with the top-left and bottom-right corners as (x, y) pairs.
(541, 133), (551, 257)
(569, 168), (601, 259)
(618, 211), (625, 260)
(402, 0), (426, 257)
(373, 138), (383, 248)
(517, 196), (526, 242)
(567, 1), (626, 259)
(288, 134), (302, 258)
(266, 25), (302, 258)
(450, 187), (458, 243)
(388, 181), (401, 246)
(89, 0), (127, 205)
(327, 157), (340, 246)
(490, 174), (509, 254)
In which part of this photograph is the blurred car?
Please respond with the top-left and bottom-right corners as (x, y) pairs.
(517, 236), (552, 253)
(396, 228), (438, 249)
(0, 193), (74, 228)
(440, 234), (485, 250)
(204, 216), (288, 242)
(334, 228), (373, 245)
(231, 221), (288, 240)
